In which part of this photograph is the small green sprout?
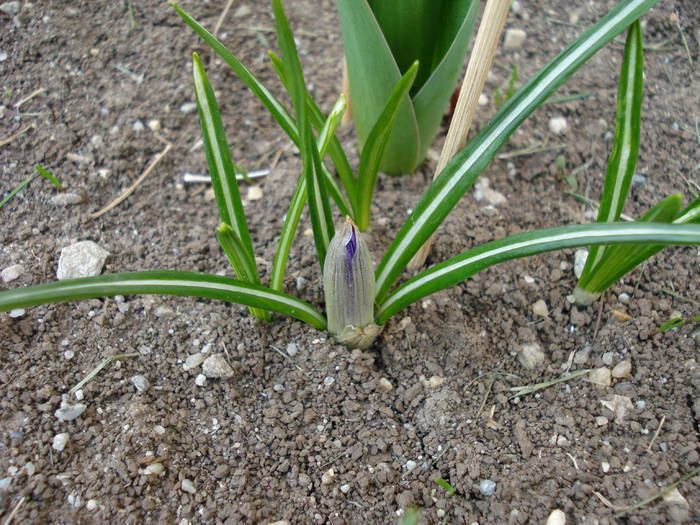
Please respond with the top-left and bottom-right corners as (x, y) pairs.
(434, 477), (455, 496)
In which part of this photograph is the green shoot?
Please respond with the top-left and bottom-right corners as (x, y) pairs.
(494, 63), (519, 107)
(435, 477), (455, 496)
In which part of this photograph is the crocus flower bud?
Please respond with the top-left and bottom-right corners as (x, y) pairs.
(323, 217), (381, 348)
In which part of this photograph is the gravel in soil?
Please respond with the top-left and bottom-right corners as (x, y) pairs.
(1, 0), (698, 523)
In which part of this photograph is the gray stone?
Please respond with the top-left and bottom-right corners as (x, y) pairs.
(130, 375), (150, 392)
(202, 354), (234, 379)
(504, 28), (526, 50)
(1, 264), (24, 283)
(56, 241), (109, 280)
(55, 399), (86, 421)
(52, 433), (70, 452)
(51, 192), (85, 206)
(0, 2), (20, 15)
(479, 479), (496, 496)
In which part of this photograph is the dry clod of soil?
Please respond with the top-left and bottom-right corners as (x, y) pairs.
(201, 354), (234, 379)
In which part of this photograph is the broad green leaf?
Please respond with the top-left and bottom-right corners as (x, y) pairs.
(356, 61), (419, 230)
(273, 0), (334, 267)
(192, 52), (257, 275)
(0, 271), (326, 329)
(376, 223), (700, 324)
(217, 224), (270, 320)
(578, 21), (644, 284)
(337, 0), (420, 174)
(375, 0), (661, 303)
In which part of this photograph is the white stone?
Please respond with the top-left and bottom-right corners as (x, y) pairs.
(323, 376), (335, 387)
(532, 299), (548, 317)
(601, 461), (610, 473)
(52, 193), (85, 206)
(588, 367), (612, 387)
(52, 433), (70, 452)
(55, 399), (86, 421)
(545, 509), (566, 525)
(147, 119), (161, 132)
(602, 352), (614, 366)
(377, 378), (393, 392)
(0, 2), (20, 16)
(132, 120), (145, 132)
(422, 376), (444, 388)
(195, 374), (207, 387)
(183, 353), (205, 370)
(145, 463), (164, 476)
(517, 342), (545, 370)
(504, 28), (527, 50)
(180, 479), (196, 494)
(202, 354), (234, 379)
(86, 499), (98, 511)
(179, 102), (197, 114)
(340, 483), (350, 494)
(478, 93), (488, 106)
(321, 468), (335, 485)
(479, 479), (496, 496)
(56, 241), (109, 280)
(1, 264), (24, 283)
(573, 249), (588, 278)
(247, 185), (263, 200)
(130, 375), (150, 392)
(549, 116), (568, 135)
(9, 308), (25, 318)
(612, 360), (632, 379)
(234, 4), (252, 17)
(618, 292), (630, 303)
(0, 477), (11, 490)
(404, 460), (417, 472)
(286, 342), (298, 356)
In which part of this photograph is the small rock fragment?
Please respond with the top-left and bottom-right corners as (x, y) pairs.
(323, 376), (335, 387)
(130, 375), (150, 392)
(504, 28), (526, 50)
(474, 178), (507, 205)
(195, 374), (207, 387)
(180, 102), (197, 114)
(247, 186), (263, 200)
(517, 342), (545, 370)
(1, 264), (24, 283)
(202, 354), (234, 379)
(321, 468), (335, 485)
(153, 305), (174, 318)
(588, 367), (612, 387)
(600, 394), (634, 424)
(52, 433), (70, 452)
(573, 347), (590, 365)
(404, 460), (417, 472)
(662, 487), (689, 522)
(611, 309), (631, 322)
(478, 93), (488, 106)
(595, 416), (609, 426)
(57, 241), (109, 280)
(286, 342), (298, 356)
(377, 377), (393, 392)
(601, 352), (614, 366)
(234, 4), (252, 17)
(340, 483), (350, 494)
(144, 463), (164, 476)
(546, 509), (566, 525)
(612, 360), (632, 379)
(479, 479), (496, 496)
(422, 376), (444, 388)
(132, 120), (145, 132)
(0, 2), (20, 16)
(601, 461), (610, 473)
(532, 299), (548, 317)
(55, 399), (87, 421)
(147, 119), (161, 132)
(573, 249), (588, 278)
(51, 192), (86, 206)
(183, 353), (205, 370)
(180, 479), (196, 494)
(9, 308), (25, 318)
(0, 478), (11, 490)
(86, 499), (98, 511)
(618, 292), (630, 304)
(549, 116), (568, 135)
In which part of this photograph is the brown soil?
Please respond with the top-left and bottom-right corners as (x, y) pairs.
(1, 1), (698, 524)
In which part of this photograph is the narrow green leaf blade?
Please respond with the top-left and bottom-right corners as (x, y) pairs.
(375, 0), (660, 302)
(376, 222), (700, 324)
(578, 20), (644, 283)
(273, 0), (334, 266)
(34, 165), (62, 190)
(0, 271), (326, 329)
(355, 61), (419, 230)
(172, 3), (298, 142)
(192, 52), (257, 275)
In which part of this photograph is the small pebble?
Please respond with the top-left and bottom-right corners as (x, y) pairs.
(478, 93), (488, 106)
(147, 119), (161, 132)
(52, 433), (70, 452)
(618, 292), (630, 304)
(0, 2), (20, 16)
(180, 479), (196, 494)
(377, 377), (393, 392)
(183, 353), (205, 370)
(52, 192), (86, 207)
(549, 116), (568, 135)
(321, 468), (335, 485)
(0, 478), (11, 490)
(601, 352), (614, 366)
(153, 305), (174, 318)
(132, 120), (145, 132)
(2, 264), (25, 283)
(635, 400), (646, 410)
(55, 399), (87, 421)
(195, 374), (207, 387)
(611, 309), (631, 322)
(247, 186), (263, 200)
(422, 376), (444, 388)
(573, 347), (590, 365)
(532, 299), (548, 317)
(404, 460), (417, 472)
(588, 367), (612, 387)
(9, 308), (25, 318)
(0, 52), (7, 63)
(73, 389), (83, 400)
(504, 28), (526, 50)
(545, 509), (566, 525)
(180, 102), (197, 114)
(234, 4), (252, 17)
(323, 376), (335, 387)
(56, 241), (109, 280)
(144, 463), (164, 476)
(631, 173), (646, 186)
(517, 342), (545, 370)
(340, 484), (350, 494)
(86, 499), (98, 511)
(130, 375), (150, 392)
(479, 479), (496, 496)
(286, 342), (298, 356)
(601, 461), (610, 473)
(612, 360), (632, 379)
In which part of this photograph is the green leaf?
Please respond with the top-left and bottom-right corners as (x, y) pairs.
(192, 52), (257, 276)
(173, 3), (298, 141)
(270, 96), (347, 292)
(578, 20), (644, 284)
(375, 222), (700, 324)
(337, 0), (420, 174)
(355, 61), (419, 230)
(435, 477), (455, 496)
(217, 224), (270, 320)
(375, 0), (661, 303)
(34, 165), (62, 190)
(0, 271), (326, 330)
(273, 0), (334, 267)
